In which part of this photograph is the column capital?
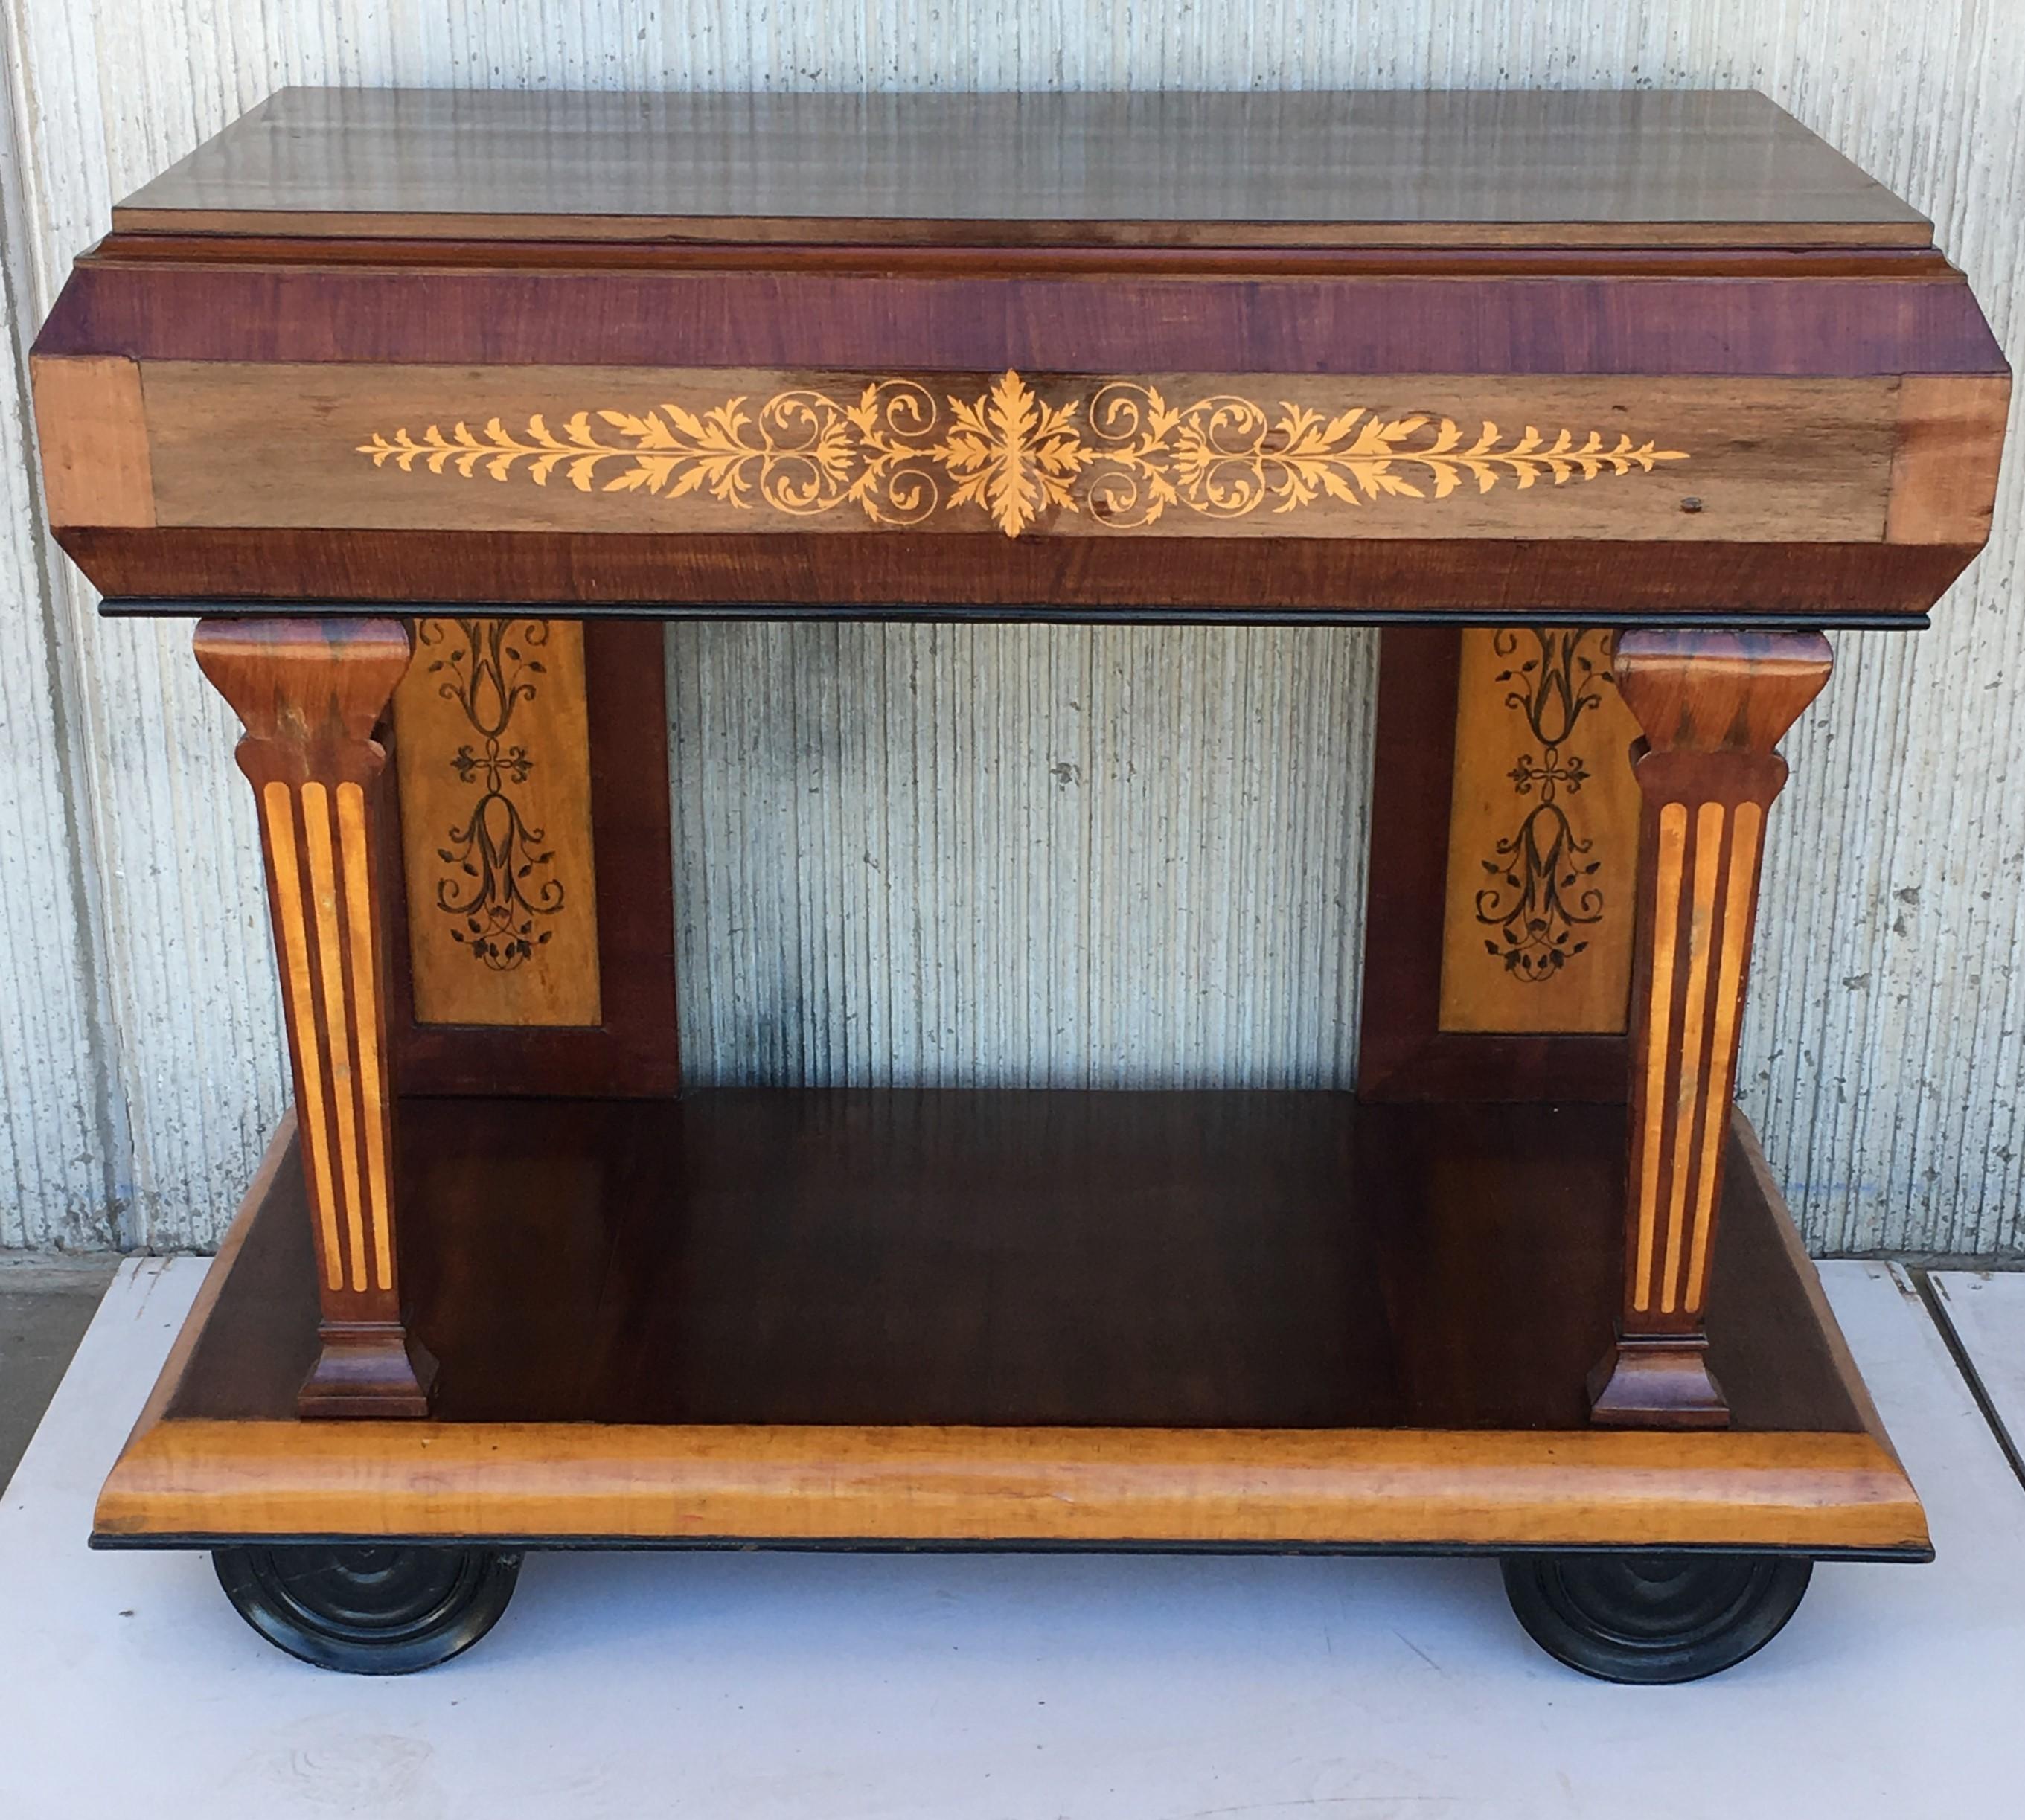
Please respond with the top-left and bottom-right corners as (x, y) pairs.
(1613, 629), (1832, 757)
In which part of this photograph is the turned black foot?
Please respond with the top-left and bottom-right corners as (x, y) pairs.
(214, 1545), (521, 1674)
(1501, 1551), (1811, 1683)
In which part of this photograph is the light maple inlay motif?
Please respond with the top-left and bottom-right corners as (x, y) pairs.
(357, 371), (1690, 538)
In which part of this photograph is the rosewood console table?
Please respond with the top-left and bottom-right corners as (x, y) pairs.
(32, 88), (2007, 1682)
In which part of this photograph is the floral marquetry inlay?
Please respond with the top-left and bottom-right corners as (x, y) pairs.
(356, 371), (1689, 539)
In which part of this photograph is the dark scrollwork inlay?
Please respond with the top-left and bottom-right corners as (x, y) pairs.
(420, 618), (564, 971)
(1475, 627), (1615, 981)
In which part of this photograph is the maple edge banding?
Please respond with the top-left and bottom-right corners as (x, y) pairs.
(94, 1418), (1927, 1551)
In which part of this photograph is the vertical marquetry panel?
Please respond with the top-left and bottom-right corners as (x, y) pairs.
(1438, 628), (1643, 1035)
(393, 618), (601, 1028)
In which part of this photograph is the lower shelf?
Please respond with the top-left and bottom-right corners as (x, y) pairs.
(96, 1090), (1928, 1557)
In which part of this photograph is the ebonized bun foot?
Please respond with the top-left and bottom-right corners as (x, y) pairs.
(213, 1544), (520, 1673)
(1500, 1551), (1812, 1683)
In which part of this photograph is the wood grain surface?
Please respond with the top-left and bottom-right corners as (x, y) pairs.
(111, 88), (1930, 249)
(1886, 373), (2012, 545)
(90, 1085), (1925, 1550)
(28, 355), (153, 528)
(36, 77), (2000, 656)
(129, 362), (1900, 546)
(1359, 628), (1632, 1101)
(42, 260), (2002, 377)
(388, 620), (680, 1098)
(152, 1090), (1861, 1433)
(63, 529), (1979, 618)
(95, 1417), (1925, 1551)
(392, 618), (601, 1028)
(1438, 628), (1642, 1034)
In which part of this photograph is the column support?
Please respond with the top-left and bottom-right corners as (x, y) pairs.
(1589, 629), (1832, 1428)
(196, 616), (435, 1417)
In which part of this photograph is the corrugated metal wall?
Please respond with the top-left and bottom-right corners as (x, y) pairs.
(1, 2), (2020, 1256)
(668, 624), (1377, 1091)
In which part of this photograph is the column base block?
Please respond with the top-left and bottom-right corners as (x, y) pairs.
(298, 1324), (438, 1420)
(1587, 1337), (1730, 1429)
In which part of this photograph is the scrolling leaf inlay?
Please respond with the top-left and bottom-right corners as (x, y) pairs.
(420, 618), (566, 972)
(358, 372), (1689, 539)
(1474, 627), (1621, 982)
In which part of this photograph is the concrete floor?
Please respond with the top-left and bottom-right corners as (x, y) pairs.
(0, 1254), (120, 1494)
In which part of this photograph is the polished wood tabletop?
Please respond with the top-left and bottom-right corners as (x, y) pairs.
(113, 87), (1930, 249)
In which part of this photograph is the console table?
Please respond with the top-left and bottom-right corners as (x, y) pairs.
(32, 88), (2007, 1682)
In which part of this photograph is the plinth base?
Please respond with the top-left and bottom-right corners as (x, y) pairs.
(95, 1092), (1926, 1560)
(1588, 1339), (1730, 1429)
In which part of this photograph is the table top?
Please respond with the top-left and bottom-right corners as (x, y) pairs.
(114, 86), (1931, 250)
(34, 86), (2003, 622)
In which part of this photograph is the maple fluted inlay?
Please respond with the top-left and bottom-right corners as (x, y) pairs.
(357, 371), (1691, 539)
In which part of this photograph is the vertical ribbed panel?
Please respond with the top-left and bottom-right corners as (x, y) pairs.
(0, 1), (2018, 1252)
(0, 246), (109, 1246)
(83, 625), (293, 1252)
(668, 625), (1376, 1089)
